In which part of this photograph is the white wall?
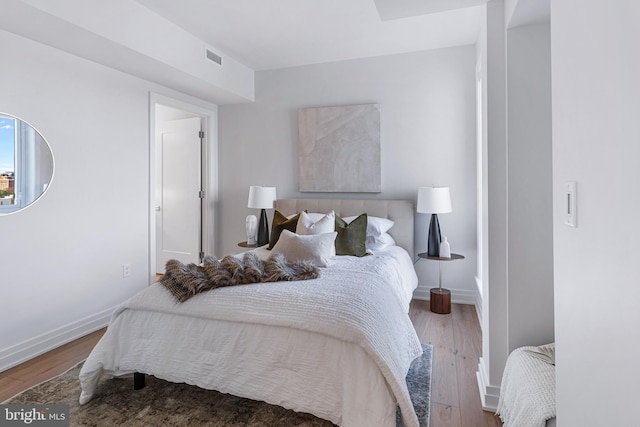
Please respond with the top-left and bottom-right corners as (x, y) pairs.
(551, 1), (640, 425)
(476, 0), (509, 410)
(0, 30), (217, 370)
(506, 23), (553, 351)
(219, 46), (478, 301)
(477, 2), (555, 411)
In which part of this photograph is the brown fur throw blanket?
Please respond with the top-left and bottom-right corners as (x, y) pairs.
(160, 252), (320, 302)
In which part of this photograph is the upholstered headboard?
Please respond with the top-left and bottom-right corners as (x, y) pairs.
(273, 199), (415, 259)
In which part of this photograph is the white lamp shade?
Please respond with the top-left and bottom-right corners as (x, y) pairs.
(417, 186), (452, 214)
(247, 186), (277, 209)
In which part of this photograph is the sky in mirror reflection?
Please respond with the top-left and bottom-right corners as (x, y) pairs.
(0, 117), (15, 173)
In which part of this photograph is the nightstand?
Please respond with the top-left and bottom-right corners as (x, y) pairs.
(417, 252), (465, 314)
(237, 241), (258, 248)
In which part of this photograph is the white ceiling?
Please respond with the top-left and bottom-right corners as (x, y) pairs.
(2, 0), (549, 104)
(374, 0), (489, 21)
(135, 0), (485, 71)
(508, 0), (550, 28)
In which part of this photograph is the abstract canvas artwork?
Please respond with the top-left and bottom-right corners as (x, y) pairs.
(298, 103), (381, 193)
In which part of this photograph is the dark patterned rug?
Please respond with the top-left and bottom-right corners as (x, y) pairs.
(7, 344), (432, 426)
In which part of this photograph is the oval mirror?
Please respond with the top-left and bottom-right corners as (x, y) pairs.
(0, 113), (54, 215)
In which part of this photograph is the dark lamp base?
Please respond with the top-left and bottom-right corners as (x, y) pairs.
(257, 208), (270, 246)
(427, 214), (441, 257)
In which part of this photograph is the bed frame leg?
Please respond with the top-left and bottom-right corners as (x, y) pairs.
(133, 372), (146, 390)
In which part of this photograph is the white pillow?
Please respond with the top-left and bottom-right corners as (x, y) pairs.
(305, 212), (330, 222)
(343, 215), (394, 237)
(286, 212), (323, 220)
(366, 232), (396, 251)
(270, 230), (337, 267)
(296, 210), (335, 235)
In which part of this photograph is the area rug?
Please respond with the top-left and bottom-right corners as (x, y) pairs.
(7, 344), (432, 426)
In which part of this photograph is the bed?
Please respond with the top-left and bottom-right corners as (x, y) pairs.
(79, 199), (422, 427)
(497, 344), (556, 427)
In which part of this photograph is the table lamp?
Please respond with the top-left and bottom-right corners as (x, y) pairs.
(417, 186), (452, 257)
(248, 186), (277, 246)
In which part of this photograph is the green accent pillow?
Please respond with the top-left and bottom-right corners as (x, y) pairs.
(268, 210), (301, 250)
(335, 213), (368, 257)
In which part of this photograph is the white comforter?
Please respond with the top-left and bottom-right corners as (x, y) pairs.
(79, 246), (421, 427)
(496, 346), (556, 427)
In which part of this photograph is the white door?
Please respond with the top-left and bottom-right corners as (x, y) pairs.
(155, 117), (203, 272)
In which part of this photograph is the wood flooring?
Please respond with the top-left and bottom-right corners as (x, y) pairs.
(1, 302), (502, 426)
(409, 300), (502, 427)
(0, 329), (105, 403)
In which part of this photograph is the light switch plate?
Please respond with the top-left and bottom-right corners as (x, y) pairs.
(564, 181), (577, 227)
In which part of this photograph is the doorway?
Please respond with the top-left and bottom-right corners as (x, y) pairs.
(155, 114), (203, 272)
(150, 97), (217, 278)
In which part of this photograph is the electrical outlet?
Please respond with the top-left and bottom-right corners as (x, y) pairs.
(123, 264), (131, 277)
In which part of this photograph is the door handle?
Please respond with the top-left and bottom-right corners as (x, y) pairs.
(155, 206), (161, 211)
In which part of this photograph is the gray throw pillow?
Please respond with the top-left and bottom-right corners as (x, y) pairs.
(335, 213), (367, 257)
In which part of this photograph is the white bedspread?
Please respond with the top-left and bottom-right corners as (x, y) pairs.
(79, 246), (421, 427)
(497, 346), (556, 427)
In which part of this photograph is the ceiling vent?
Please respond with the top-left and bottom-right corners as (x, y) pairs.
(205, 48), (223, 66)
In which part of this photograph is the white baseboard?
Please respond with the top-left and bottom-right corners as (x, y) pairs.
(413, 285), (479, 306)
(474, 276), (483, 326)
(450, 288), (478, 305)
(0, 307), (114, 372)
(412, 286), (431, 300)
(476, 356), (501, 411)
